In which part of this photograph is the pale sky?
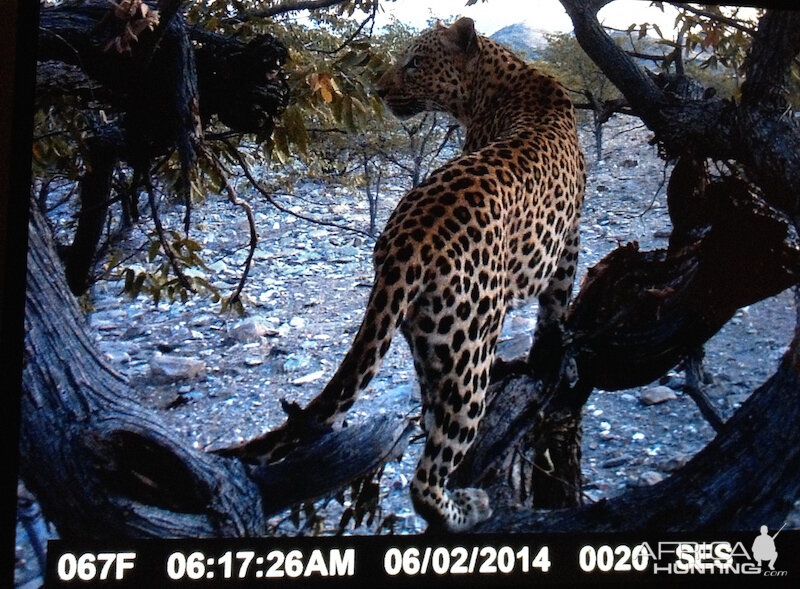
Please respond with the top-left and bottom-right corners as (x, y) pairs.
(377, 0), (682, 35)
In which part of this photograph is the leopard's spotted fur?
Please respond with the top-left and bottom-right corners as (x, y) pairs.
(242, 17), (585, 532)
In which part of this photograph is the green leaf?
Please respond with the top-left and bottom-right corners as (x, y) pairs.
(133, 272), (146, 297)
(147, 239), (161, 262)
(272, 127), (289, 163)
(339, 50), (371, 68)
(283, 106), (309, 155)
(183, 238), (203, 252)
(350, 96), (367, 114)
(652, 24), (663, 39)
(370, 95), (385, 120)
(348, 41), (372, 51)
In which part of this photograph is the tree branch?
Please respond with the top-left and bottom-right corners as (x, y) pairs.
(560, 0), (663, 125)
(478, 332), (800, 532)
(670, 3), (757, 36)
(219, 139), (375, 239)
(560, 1), (800, 216)
(740, 9), (800, 109)
(311, 2), (377, 55)
(199, 144), (258, 306)
(245, 0), (351, 19)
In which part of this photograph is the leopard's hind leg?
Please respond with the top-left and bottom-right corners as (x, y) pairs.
(403, 294), (505, 531)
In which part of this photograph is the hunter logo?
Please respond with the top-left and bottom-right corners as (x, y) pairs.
(752, 524), (786, 575)
(651, 525), (789, 576)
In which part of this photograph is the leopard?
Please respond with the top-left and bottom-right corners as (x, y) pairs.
(235, 16), (585, 532)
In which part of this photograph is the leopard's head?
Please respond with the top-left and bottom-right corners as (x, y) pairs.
(375, 17), (479, 120)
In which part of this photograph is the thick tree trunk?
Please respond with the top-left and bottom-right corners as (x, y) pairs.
(21, 199), (265, 539)
(20, 197), (408, 539)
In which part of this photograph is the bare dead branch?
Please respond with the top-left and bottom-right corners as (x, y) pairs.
(219, 138), (375, 239)
(198, 145), (258, 305)
(143, 174), (193, 290)
(311, 1), (378, 55)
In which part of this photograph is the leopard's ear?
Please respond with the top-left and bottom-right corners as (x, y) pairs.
(447, 17), (478, 56)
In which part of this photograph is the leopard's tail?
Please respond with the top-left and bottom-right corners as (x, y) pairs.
(223, 262), (421, 463)
(304, 264), (421, 423)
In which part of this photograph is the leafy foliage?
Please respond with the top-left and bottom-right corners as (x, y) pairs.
(538, 32), (621, 110)
(33, 1), (464, 310)
(116, 230), (221, 305)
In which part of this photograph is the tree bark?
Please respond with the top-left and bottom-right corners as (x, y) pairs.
(21, 198), (265, 539)
(20, 197), (408, 539)
(63, 125), (122, 295)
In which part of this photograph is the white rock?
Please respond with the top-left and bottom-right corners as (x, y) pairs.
(207, 260), (228, 274)
(639, 385), (678, 406)
(149, 352), (206, 382)
(102, 348), (130, 365)
(292, 370), (326, 385)
(231, 317), (278, 342)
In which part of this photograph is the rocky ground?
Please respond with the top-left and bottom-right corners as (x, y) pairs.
(15, 115), (799, 584)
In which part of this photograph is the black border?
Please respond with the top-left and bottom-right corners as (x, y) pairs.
(2, 0), (38, 586)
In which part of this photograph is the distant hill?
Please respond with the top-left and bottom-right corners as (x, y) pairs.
(490, 23), (551, 61)
(490, 23), (677, 68)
